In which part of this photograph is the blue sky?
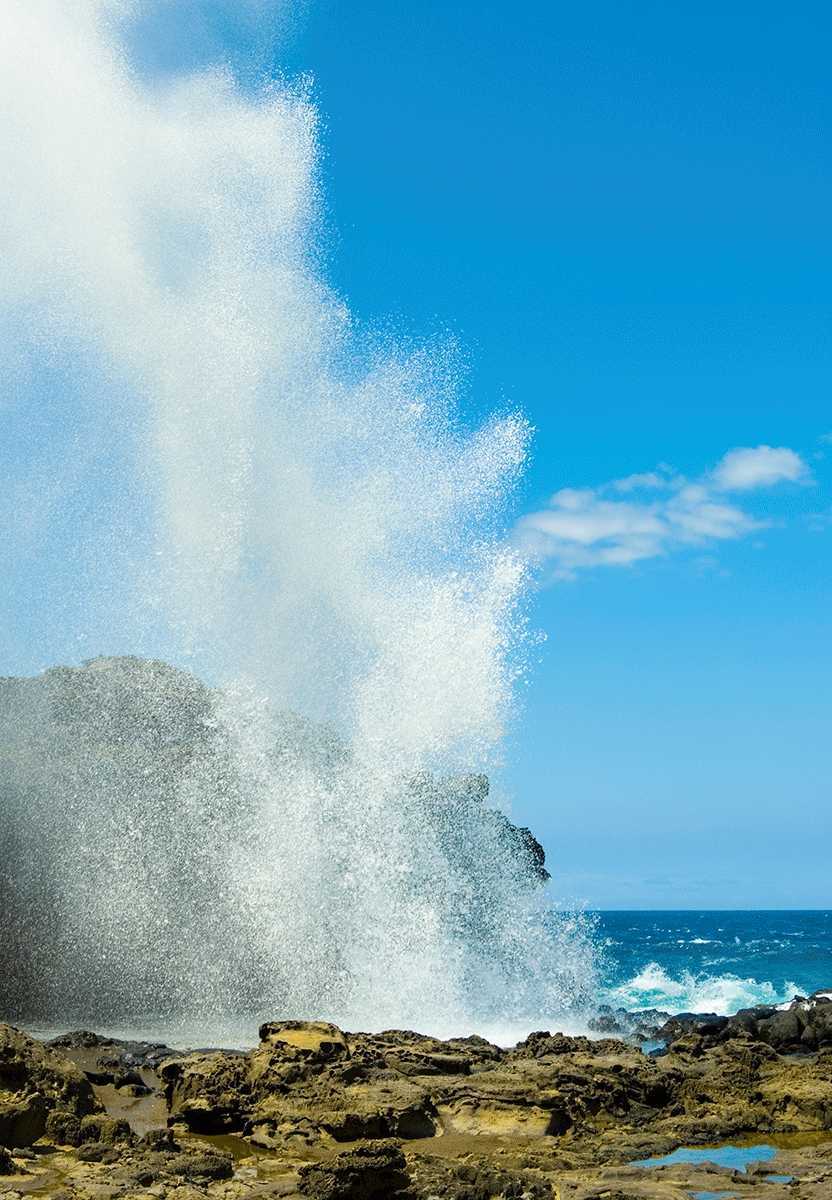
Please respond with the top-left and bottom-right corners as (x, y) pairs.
(5, 1), (831, 908)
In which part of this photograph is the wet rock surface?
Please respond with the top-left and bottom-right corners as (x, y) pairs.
(0, 1026), (100, 1148)
(2, 1011), (832, 1198)
(595, 989), (832, 1056)
(656, 988), (832, 1054)
(47, 1031), (185, 1075)
(296, 1141), (411, 1198)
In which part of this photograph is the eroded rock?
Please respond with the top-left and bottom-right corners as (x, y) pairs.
(0, 1145), (23, 1175)
(6, 1019), (832, 1198)
(297, 1141), (411, 1198)
(0, 1025), (100, 1148)
(652, 986), (832, 1054)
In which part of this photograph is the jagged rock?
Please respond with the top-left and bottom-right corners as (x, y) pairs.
(741, 991), (832, 1052)
(45, 1029), (183, 1112)
(653, 987), (832, 1053)
(297, 1141), (412, 1199)
(160, 1051), (251, 1132)
(77, 1113), (133, 1145)
(0, 1094), (46, 1150)
(161, 1020), (684, 1150)
(138, 1126), (180, 1151)
(0, 1025), (100, 1147)
(162, 1022), (444, 1144)
(0, 1145), (22, 1175)
(652, 1011), (727, 1044)
(259, 1019), (351, 1060)
(348, 1028), (502, 1078)
(75, 1142), (121, 1163)
(158, 1012), (832, 1177)
(6, 1023), (832, 1198)
(46, 1032), (104, 1051)
(409, 1154), (552, 1199)
(47, 1029), (180, 1072)
(44, 1108), (82, 1146)
(513, 1031), (627, 1058)
(163, 1149), (234, 1180)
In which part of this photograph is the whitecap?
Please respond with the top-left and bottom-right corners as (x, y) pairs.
(605, 964), (804, 1016)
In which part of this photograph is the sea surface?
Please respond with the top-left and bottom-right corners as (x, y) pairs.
(597, 910), (832, 1015)
(17, 910), (832, 1052)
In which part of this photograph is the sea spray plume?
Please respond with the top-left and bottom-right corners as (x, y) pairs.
(0, 2), (598, 1034)
(1, 0), (324, 648)
(1, 659), (599, 1034)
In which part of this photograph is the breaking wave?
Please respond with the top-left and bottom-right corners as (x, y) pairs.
(607, 962), (802, 1015)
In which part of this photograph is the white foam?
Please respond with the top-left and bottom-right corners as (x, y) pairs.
(607, 963), (803, 1016)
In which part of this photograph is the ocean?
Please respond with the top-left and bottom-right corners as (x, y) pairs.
(597, 910), (832, 1016)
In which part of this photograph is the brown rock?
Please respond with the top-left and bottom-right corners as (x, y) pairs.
(0, 1024), (100, 1148)
(297, 1141), (412, 1199)
(44, 1108), (82, 1147)
(0, 1145), (22, 1175)
(160, 1051), (250, 1132)
(78, 1113), (133, 1145)
(408, 1154), (552, 1199)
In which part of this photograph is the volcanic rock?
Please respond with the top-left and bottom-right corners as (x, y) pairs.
(161, 1020), (683, 1151)
(0, 1145), (22, 1175)
(297, 1141), (412, 1198)
(0, 1025), (100, 1148)
(6, 1020), (832, 1197)
(653, 986), (832, 1053)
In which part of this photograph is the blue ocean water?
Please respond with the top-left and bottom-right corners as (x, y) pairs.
(596, 911), (832, 1015)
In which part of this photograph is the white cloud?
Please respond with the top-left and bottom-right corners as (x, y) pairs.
(610, 470), (672, 493)
(711, 445), (809, 491)
(515, 443), (810, 581)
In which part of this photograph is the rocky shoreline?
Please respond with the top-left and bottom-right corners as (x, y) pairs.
(3, 992), (832, 1198)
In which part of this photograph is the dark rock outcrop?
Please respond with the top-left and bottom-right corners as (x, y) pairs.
(652, 988), (832, 1054)
(297, 1141), (412, 1199)
(46, 1029), (183, 1081)
(0, 1145), (22, 1175)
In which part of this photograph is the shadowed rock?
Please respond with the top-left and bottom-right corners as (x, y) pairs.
(298, 1141), (412, 1199)
(654, 987), (832, 1053)
(0, 1025), (100, 1148)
